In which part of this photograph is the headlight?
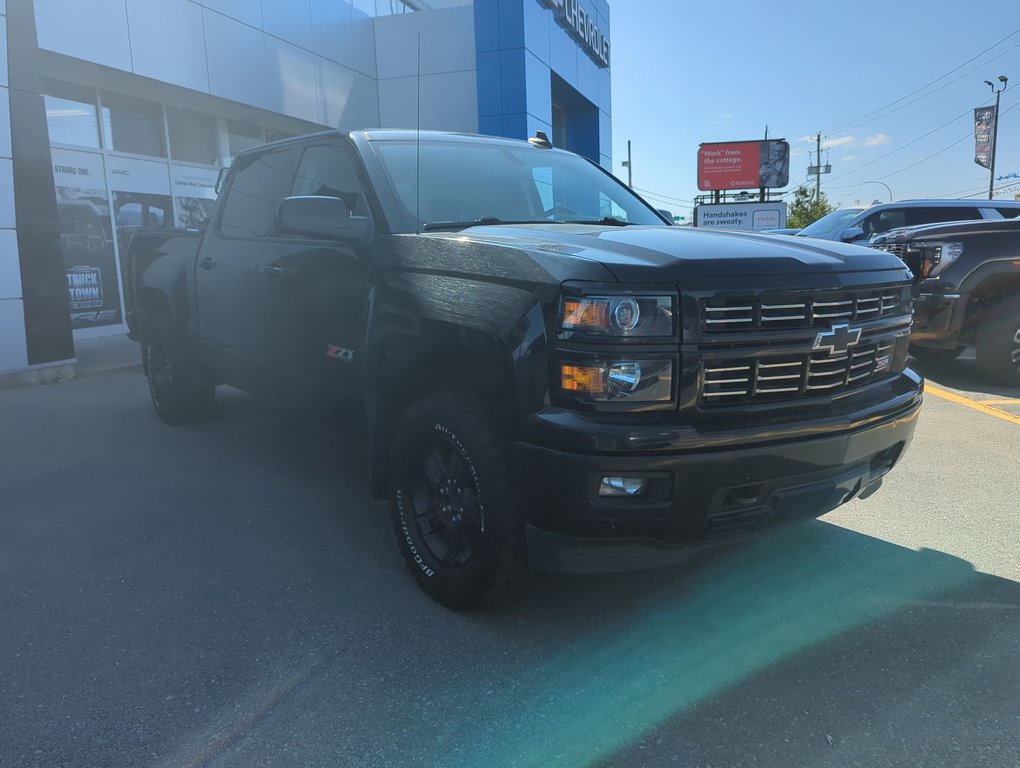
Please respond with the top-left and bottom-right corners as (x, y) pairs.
(916, 241), (963, 278)
(559, 359), (673, 402)
(559, 295), (674, 337)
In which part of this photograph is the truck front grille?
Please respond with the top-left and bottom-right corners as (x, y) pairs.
(701, 340), (897, 405)
(875, 243), (908, 258)
(702, 288), (901, 331)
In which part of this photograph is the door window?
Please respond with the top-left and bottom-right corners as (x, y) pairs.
(860, 209), (906, 238)
(907, 207), (981, 226)
(218, 147), (300, 238)
(291, 143), (368, 215)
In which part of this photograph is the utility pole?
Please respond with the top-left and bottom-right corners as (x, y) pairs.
(622, 140), (633, 187)
(986, 75), (1008, 199)
(815, 132), (821, 201)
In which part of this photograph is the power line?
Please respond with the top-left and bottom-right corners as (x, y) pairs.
(632, 186), (694, 205)
(826, 40), (1020, 135)
(822, 27), (1020, 134)
(824, 96), (1018, 191)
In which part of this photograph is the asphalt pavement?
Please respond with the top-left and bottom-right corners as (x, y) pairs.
(1, 358), (1018, 768)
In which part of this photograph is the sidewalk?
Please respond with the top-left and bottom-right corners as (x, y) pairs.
(0, 333), (140, 391)
(74, 333), (141, 378)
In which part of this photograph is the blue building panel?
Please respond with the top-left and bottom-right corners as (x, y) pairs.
(478, 114), (504, 136)
(476, 51), (503, 117)
(502, 112), (529, 140)
(499, 48), (527, 115)
(473, 0), (501, 53)
(521, 0), (551, 65)
(497, 0), (525, 50)
(548, 23), (578, 90)
(524, 50), (552, 124)
(474, 0), (611, 164)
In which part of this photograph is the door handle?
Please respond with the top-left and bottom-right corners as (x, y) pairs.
(199, 256), (217, 271)
(258, 265), (291, 278)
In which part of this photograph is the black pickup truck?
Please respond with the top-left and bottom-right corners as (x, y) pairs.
(126, 130), (923, 608)
(871, 218), (1020, 385)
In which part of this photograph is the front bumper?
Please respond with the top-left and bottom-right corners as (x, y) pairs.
(909, 291), (967, 348)
(515, 372), (923, 573)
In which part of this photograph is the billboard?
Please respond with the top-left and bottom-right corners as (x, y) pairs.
(698, 140), (790, 191)
(695, 202), (788, 232)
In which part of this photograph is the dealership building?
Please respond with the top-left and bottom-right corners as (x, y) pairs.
(0, 0), (612, 381)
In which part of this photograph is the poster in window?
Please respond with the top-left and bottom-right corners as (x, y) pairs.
(51, 148), (122, 329)
(171, 165), (219, 229)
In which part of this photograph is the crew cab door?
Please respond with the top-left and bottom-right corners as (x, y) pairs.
(195, 144), (302, 389)
(254, 139), (374, 402)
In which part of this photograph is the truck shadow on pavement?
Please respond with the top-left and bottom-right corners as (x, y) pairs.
(170, 385), (1020, 767)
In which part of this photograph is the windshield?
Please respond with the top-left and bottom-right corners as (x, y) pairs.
(797, 207), (863, 238)
(372, 139), (666, 230)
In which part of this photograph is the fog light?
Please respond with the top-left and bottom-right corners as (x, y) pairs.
(598, 476), (649, 497)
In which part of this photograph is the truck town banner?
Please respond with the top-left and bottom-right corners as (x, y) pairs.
(538, 0), (610, 67)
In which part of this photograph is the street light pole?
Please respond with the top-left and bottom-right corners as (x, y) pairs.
(621, 140), (632, 187)
(863, 180), (893, 202)
(986, 75), (1008, 200)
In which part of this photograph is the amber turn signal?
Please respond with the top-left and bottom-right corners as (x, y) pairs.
(562, 299), (610, 331)
(560, 364), (606, 395)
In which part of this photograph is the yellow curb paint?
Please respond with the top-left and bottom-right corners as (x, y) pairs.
(926, 384), (1020, 426)
(976, 399), (1020, 406)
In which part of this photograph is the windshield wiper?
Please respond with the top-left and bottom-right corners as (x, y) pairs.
(422, 217), (544, 231)
(561, 216), (636, 227)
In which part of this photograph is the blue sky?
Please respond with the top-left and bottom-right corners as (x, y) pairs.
(609, 0), (1020, 220)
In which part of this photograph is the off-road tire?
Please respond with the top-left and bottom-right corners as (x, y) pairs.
(976, 294), (1020, 386)
(141, 312), (215, 425)
(389, 392), (527, 610)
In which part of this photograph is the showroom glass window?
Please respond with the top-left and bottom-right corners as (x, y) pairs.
(43, 80), (101, 148)
(167, 107), (219, 166)
(101, 93), (167, 157)
(219, 147), (300, 238)
(226, 121), (264, 164)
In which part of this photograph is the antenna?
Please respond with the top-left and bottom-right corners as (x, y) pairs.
(416, 32), (421, 235)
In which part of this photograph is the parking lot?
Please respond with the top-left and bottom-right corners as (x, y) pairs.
(1, 350), (1018, 768)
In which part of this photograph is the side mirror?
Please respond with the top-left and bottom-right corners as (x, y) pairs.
(276, 196), (373, 245)
(841, 225), (866, 242)
(656, 208), (674, 223)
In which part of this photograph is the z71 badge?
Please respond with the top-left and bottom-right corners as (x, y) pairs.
(326, 345), (354, 362)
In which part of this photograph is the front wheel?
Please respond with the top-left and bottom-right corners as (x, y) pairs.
(389, 392), (527, 610)
(976, 295), (1020, 386)
(141, 314), (215, 425)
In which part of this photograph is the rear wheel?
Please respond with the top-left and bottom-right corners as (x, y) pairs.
(389, 392), (527, 610)
(976, 295), (1020, 386)
(141, 313), (214, 425)
(908, 343), (964, 363)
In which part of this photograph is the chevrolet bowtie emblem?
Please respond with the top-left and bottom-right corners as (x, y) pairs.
(812, 323), (862, 355)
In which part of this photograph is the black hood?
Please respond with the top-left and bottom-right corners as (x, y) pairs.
(450, 224), (907, 284)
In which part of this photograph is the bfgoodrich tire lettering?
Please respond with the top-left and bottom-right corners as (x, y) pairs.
(390, 392), (527, 609)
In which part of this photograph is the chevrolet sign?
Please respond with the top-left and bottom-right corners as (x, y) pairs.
(538, 0), (611, 68)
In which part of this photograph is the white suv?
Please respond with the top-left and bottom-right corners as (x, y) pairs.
(795, 199), (1020, 244)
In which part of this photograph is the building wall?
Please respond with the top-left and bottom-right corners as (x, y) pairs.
(474, 0), (611, 168)
(0, 0), (30, 374)
(32, 0), (380, 129)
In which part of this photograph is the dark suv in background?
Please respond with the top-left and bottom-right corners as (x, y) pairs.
(796, 199), (1020, 245)
(871, 217), (1020, 385)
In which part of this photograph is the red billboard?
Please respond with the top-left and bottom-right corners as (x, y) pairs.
(697, 140), (790, 191)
